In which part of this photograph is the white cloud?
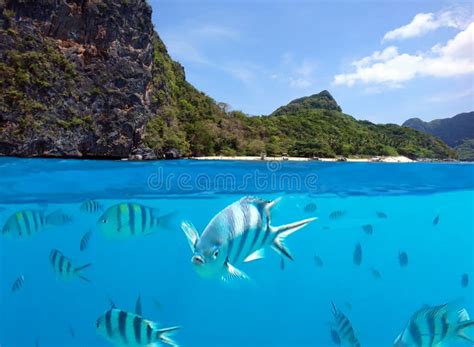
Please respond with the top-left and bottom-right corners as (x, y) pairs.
(383, 10), (470, 41)
(289, 77), (312, 89)
(162, 23), (239, 65)
(427, 88), (474, 102)
(334, 22), (474, 87)
(276, 54), (318, 89)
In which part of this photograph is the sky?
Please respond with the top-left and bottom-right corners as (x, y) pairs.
(150, 0), (474, 124)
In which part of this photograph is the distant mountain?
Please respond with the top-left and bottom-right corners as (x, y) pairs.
(271, 90), (342, 116)
(403, 112), (474, 160)
(244, 91), (455, 160)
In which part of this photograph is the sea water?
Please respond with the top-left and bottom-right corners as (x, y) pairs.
(0, 158), (473, 347)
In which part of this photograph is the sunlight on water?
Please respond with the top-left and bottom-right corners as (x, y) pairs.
(0, 158), (473, 347)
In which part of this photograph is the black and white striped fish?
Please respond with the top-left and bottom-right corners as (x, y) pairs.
(96, 308), (180, 347)
(331, 302), (361, 347)
(11, 275), (25, 292)
(394, 303), (474, 346)
(2, 209), (71, 239)
(80, 200), (102, 214)
(97, 203), (175, 239)
(80, 229), (93, 251)
(49, 249), (91, 283)
(182, 196), (316, 281)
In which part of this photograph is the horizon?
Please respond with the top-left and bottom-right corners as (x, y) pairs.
(151, 0), (473, 125)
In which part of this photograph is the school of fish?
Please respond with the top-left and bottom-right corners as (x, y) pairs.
(1, 197), (473, 347)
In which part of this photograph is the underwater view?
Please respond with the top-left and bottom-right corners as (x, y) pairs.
(0, 158), (473, 347)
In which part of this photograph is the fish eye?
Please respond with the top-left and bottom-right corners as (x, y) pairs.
(213, 249), (219, 258)
(102, 219), (107, 224)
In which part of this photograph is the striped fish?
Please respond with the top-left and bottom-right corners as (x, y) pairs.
(80, 229), (93, 251)
(49, 249), (91, 283)
(331, 302), (361, 347)
(394, 303), (474, 346)
(182, 196), (316, 281)
(96, 308), (180, 347)
(1, 209), (71, 239)
(97, 203), (174, 239)
(11, 275), (25, 292)
(80, 199), (102, 214)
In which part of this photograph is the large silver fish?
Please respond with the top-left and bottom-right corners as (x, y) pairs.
(331, 302), (361, 347)
(181, 196), (316, 281)
(96, 307), (180, 347)
(394, 303), (474, 346)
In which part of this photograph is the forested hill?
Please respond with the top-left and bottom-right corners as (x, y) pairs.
(403, 112), (474, 160)
(0, 0), (456, 160)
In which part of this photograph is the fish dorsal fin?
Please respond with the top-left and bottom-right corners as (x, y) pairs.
(135, 295), (142, 315)
(222, 261), (249, 282)
(240, 196), (281, 212)
(109, 298), (117, 309)
(181, 221), (199, 252)
(244, 248), (265, 263)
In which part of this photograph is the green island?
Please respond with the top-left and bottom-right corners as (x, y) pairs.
(0, 0), (465, 161)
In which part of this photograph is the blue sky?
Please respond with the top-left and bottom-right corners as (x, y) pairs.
(150, 0), (473, 124)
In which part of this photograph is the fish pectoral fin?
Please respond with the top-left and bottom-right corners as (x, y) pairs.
(222, 262), (249, 282)
(181, 221), (199, 252)
(243, 248), (266, 263)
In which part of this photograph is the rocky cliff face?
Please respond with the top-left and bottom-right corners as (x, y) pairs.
(0, 0), (157, 158)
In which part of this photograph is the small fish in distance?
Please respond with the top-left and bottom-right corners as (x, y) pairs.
(182, 196), (317, 281)
(362, 224), (373, 235)
(371, 268), (381, 279)
(49, 249), (92, 283)
(398, 251), (408, 267)
(80, 229), (92, 251)
(11, 275), (25, 292)
(80, 199), (102, 213)
(433, 214), (440, 226)
(353, 243), (362, 266)
(2, 209), (71, 239)
(462, 273), (469, 288)
(304, 202), (317, 213)
(329, 210), (345, 220)
(376, 211), (388, 219)
(314, 255), (324, 268)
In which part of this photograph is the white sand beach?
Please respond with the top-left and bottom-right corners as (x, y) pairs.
(191, 155), (414, 163)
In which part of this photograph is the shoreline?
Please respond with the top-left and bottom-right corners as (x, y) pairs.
(190, 155), (416, 163)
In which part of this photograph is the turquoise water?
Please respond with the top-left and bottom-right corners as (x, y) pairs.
(0, 158), (473, 347)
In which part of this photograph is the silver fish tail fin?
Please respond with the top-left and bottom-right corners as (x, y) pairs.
(271, 217), (317, 260)
(74, 263), (92, 283)
(155, 326), (181, 347)
(181, 221), (199, 251)
(456, 320), (474, 342)
(46, 210), (72, 226)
